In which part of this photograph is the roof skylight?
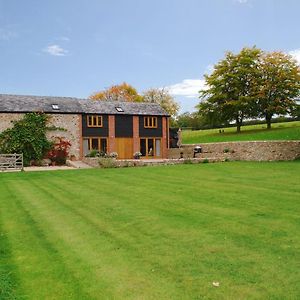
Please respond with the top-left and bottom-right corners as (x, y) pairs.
(115, 106), (124, 112)
(52, 104), (60, 110)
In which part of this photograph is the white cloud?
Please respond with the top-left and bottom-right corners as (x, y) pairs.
(59, 36), (70, 42)
(289, 49), (300, 64)
(166, 79), (207, 98)
(0, 28), (17, 40)
(53, 36), (70, 42)
(236, 0), (248, 3)
(43, 44), (68, 56)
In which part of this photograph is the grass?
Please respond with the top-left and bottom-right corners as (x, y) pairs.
(0, 162), (300, 299)
(182, 120), (300, 144)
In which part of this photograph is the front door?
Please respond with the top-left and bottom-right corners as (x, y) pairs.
(115, 138), (133, 159)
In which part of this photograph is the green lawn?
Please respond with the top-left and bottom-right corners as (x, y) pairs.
(183, 120), (300, 144)
(1, 162), (300, 299)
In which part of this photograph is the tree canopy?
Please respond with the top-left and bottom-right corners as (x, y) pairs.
(257, 51), (300, 128)
(199, 47), (262, 132)
(142, 88), (179, 117)
(90, 82), (143, 102)
(198, 47), (300, 131)
(90, 83), (180, 117)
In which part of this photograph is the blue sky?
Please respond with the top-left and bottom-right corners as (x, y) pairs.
(1, 0), (300, 112)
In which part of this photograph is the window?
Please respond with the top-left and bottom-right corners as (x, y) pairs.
(83, 137), (107, 156)
(140, 138), (161, 158)
(87, 115), (103, 127)
(115, 106), (124, 112)
(52, 104), (59, 110)
(144, 116), (157, 128)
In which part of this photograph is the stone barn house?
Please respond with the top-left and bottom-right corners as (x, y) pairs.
(0, 94), (170, 160)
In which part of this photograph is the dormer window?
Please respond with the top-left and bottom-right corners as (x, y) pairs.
(52, 104), (59, 110)
(115, 106), (124, 112)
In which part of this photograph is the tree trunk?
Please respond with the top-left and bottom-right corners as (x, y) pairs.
(266, 114), (272, 130)
(236, 117), (242, 133)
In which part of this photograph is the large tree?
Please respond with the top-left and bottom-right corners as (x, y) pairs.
(257, 51), (300, 129)
(143, 88), (179, 117)
(199, 47), (262, 132)
(90, 82), (143, 102)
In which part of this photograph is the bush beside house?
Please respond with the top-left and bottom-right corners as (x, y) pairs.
(0, 112), (71, 166)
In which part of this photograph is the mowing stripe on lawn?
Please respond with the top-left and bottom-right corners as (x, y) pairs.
(0, 162), (299, 299)
(0, 217), (20, 300)
(1, 178), (93, 300)
(9, 176), (181, 299)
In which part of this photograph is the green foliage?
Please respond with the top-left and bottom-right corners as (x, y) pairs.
(199, 47), (262, 133)
(0, 113), (52, 166)
(174, 112), (207, 129)
(292, 104), (300, 118)
(142, 88), (180, 117)
(90, 84), (180, 117)
(198, 47), (300, 132)
(202, 158), (209, 163)
(98, 157), (116, 168)
(85, 149), (106, 158)
(257, 52), (300, 128)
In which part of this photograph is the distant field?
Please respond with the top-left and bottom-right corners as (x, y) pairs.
(182, 121), (300, 144)
(1, 162), (300, 299)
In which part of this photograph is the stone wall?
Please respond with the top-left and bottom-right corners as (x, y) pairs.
(83, 157), (220, 168)
(168, 141), (300, 161)
(0, 113), (23, 132)
(0, 113), (81, 159)
(46, 114), (81, 159)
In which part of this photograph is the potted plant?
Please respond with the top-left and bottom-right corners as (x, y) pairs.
(109, 152), (118, 159)
(133, 151), (142, 159)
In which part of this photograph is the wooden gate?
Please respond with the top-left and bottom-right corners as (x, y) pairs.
(0, 154), (24, 171)
(115, 138), (133, 159)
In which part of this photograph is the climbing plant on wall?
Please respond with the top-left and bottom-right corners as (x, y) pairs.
(0, 113), (53, 165)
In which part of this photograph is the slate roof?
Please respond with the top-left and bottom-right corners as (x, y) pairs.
(0, 94), (169, 116)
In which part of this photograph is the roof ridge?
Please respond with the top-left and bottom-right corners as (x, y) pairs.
(0, 94), (169, 116)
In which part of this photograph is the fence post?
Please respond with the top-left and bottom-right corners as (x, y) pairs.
(21, 153), (24, 171)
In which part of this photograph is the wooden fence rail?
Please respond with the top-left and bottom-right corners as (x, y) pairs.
(0, 154), (23, 171)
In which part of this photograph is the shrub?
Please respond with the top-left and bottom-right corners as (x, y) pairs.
(203, 158), (209, 163)
(98, 157), (116, 168)
(86, 150), (106, 158)
(47, 138), (71, 165)
(0, 113), (52, 166)
(133, 151), (142, 159)
(86, 149), (99, 158)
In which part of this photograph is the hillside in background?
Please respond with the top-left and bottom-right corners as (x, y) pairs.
(182, 121), (300, 144)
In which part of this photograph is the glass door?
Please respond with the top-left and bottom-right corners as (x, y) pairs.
(140, 138), (162, 158)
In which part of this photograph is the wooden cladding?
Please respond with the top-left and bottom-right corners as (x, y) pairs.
(87, 115), (103, 128)
(144, 116), (157, 128)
